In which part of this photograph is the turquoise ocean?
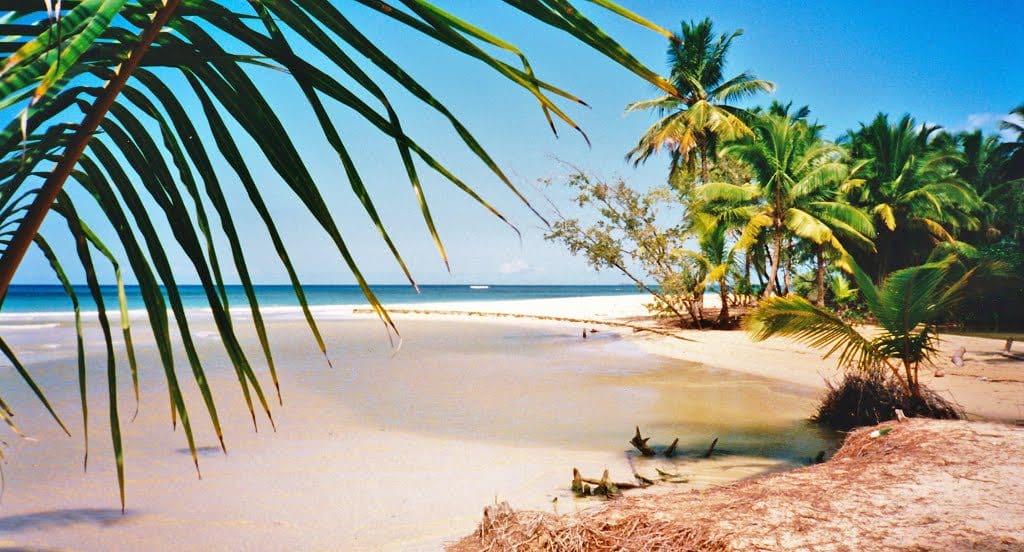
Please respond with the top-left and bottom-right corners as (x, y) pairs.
(0, 284), (643, 314)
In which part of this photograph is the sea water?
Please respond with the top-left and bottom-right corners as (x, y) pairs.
(0, 284), (641, 313)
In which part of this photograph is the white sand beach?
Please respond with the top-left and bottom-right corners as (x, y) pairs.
(0, 294), (1019, 550)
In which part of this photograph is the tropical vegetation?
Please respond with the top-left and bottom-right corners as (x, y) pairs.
(625, 18), (774, 185)
(550, 17), (1021, 427)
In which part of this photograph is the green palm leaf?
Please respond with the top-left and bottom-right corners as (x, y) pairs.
(0, 0), (686, 509)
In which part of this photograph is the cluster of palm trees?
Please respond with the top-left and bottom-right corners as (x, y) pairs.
(629, 19), (1023, 330)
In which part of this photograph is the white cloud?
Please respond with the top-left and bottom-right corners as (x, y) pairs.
(964, 112), (1002, 131)
(498, 258), (534, 274)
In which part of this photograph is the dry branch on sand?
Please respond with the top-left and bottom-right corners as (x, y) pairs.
(449, 419), (1024, 551)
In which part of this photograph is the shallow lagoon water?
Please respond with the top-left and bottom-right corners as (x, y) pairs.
(0, 315), (834, 550)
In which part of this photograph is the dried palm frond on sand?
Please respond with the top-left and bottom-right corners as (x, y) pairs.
(449, 419), (1024, 551)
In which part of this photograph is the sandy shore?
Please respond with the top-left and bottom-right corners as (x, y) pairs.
(0, 292), (1020, 550)
(354, 293), (1024, 550)
(363, 293), (1024, 422)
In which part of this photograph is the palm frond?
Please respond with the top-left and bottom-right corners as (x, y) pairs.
(745, 295), (879, 372)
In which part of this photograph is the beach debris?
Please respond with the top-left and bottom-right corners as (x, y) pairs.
(582, 328), (588, 339)
(934, 370), (945, 377)
(572, 468), (641, 498)
(589, 328), (600, 333)
(951, 346), (966, 368)
(1005, 338), (1014, 353)
(703, 437), (719, 458)
(664, 437), (679, 458)
(654, 467), (690, 483)
(869, 428), (893, 439)
(630, 426), (656, 456)
(593, 470), (621, 497)
(626, 455), (656, 486)
(895, 409), (907, 422)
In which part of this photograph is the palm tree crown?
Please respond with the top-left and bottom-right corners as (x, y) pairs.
(626, 18), (774, 184)
(844, 114), (982, 279)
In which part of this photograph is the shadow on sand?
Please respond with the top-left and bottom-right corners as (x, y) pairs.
(0, 508), (129, 533)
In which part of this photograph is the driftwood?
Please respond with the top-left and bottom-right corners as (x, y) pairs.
(630, 426), (656, 456)
(703, 437), (719, 458)
(572, 468), (641, 498)
(626, 455), (656, 486)
(664, 437), (679, 457)
(654, 467), (690, 483)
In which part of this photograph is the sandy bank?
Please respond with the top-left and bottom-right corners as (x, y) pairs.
(449, 418), (1024, 551)
(357, 293), (1024, 423)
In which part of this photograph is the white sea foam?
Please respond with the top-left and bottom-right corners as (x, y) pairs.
(0, 323), (60, 330)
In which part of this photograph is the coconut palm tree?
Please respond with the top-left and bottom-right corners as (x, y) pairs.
(843, 114), (982, 280)
(1001, 104), (1024, 180)
(996, 105), (1024, 240)
(941, 129), (1021, 242)
(625, 18), (774, 185)
(746, 254), (1005, 399)
(695, 114), (875, 299)
(0, 1), (677, 508)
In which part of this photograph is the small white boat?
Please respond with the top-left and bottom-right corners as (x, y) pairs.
(469, 285), (490, 290)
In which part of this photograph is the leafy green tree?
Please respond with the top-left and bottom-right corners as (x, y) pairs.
(544, 172), (710, 326)
(746, 254), (1005, 399)
(625, 18), (774, 184)
(843, 114), (982, 279)
(0, 1), (675, 507)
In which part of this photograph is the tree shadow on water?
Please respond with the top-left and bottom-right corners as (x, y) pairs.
(0, 508), (130, 533)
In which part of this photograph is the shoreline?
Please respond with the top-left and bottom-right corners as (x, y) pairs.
(0, 292), (1020, 550)
(5, 292), (1020, 421)
(343, 294), (1023, 423)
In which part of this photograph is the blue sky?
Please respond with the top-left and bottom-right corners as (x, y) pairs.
(18, 1), (1024, 286)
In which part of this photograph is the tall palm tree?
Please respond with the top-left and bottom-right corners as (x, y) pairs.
(625, 18), (774, 185)
(0, 1), (676, 508)
(944, 129), (1018, 241)
(1000, 104), (1024, 180)
(997, 105), (1024, 241)
(843, 114), (982, 280)
(696, 114), (875, 299)
(746, 254), (1005, 399)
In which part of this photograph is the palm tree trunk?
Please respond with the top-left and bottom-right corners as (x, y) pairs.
(743, 253), (751, 306)
(764, 229), (783, 297)
(783, 250), (792, 296)
(816, 246), (826, 307)
(0, 1), (184, 300)
(876, 231), (891, 283)
(699, 143), (710, 185)
(718, 276), (729, 325)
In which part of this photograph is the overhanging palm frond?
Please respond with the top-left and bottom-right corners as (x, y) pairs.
(745, 295), (878, 371)
(0, 0), (677, 509)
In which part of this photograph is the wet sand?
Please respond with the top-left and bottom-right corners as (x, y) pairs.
(0, 308), (831, 551)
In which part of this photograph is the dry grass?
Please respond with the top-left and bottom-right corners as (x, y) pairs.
(449, 501), (729, 552)
(449, 419), (1024, 551)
